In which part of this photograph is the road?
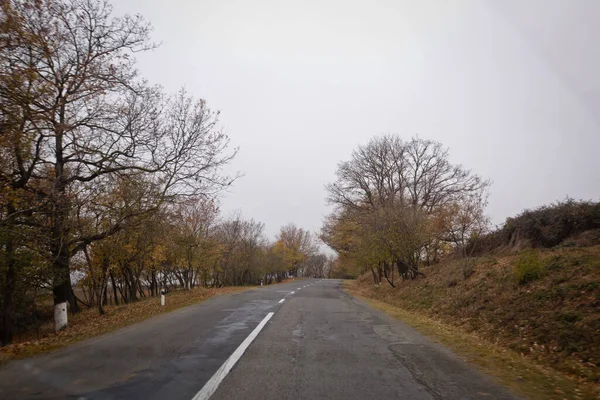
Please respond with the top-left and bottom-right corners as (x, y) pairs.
(0, 279), (519, 400)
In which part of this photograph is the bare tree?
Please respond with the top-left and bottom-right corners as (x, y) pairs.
(327, 136), (488, 212)
(437, 192), (490, 258)
(326, 135), (407, 211)
(324, 135), (490, 282)
(215, 213), (267, 286)
(302, 254), (328, 278)
(170, 197), (219, 290)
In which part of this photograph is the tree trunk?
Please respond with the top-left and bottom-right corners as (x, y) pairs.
(137, 279), (145, 298)
(98, 286), (105, 316)
(103, 283), (108, 306)
(116, 280), (128, 303)
(377, 264), (384, 282)
(109, 271), (119, 305)
(396, 259), (409, 280)
(370, 267), (379, 285)
(52, 246), (77, 331)
(99, 272), (108, 314)
(383, 261), (395, 288)
(175, 270), (185, 289)
(123, 264), (137, 302)
(151, 271), (157, 296)
(1, 228), (16, 345)
(83, 247), (98, 307)
(51, 106), (78, 332)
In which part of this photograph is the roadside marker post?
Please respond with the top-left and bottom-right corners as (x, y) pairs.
(160, 288), (166, 306)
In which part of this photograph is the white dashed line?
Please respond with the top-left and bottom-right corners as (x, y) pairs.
(290, 291), (295, 294)
(278, 298), (285, 304)
(192, 312), (274, 400)
(297, 287), (301, 290)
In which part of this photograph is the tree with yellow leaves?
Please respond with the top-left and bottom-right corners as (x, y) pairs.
(273, 223), (318, 277)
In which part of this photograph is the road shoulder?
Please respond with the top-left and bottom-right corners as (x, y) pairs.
(0, 286), (252, 362)
(344, 280), (598, 400)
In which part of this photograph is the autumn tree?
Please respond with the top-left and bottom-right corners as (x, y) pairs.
(0, 0), (237, 333)
(273, 223), (318, 277)
(214, 213), (268, 286)
(324, 135), (490, 284)
(168, 197), (219, 290)
(0, 0), (51, 344)
(321, 209), (383, 282)
(435, 192), (490, 258)
(262, 243), (288, 284)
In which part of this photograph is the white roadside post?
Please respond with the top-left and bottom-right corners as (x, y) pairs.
(54, 302), (68, 332)
(160, 288), (166, 306)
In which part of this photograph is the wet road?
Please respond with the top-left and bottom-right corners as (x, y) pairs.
(0, 279), (519, 400)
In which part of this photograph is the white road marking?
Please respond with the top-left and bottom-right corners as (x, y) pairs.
(290, 291), (295, 294)
(278, 298), (285, 304)
(192, 312), (274, 400)
(297, 287), (301, 290)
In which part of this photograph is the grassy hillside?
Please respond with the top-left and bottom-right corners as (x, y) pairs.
(350, 245), (600, 397)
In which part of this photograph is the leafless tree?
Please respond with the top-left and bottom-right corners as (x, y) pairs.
(327, 135), (488, 212)
(215, 213), (267, 286)
(301, 254), (328, 278)
(325, 135), (490, 281)
(170, 197), (219, 290)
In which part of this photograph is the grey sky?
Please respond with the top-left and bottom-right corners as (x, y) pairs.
(113, 0), (600, 241)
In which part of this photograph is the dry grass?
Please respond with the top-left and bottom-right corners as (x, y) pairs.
(345, 281), (600, 400)
(360, 247), (600, 380)
(345, 245), (600, 399)
(0, 285), (253, 362)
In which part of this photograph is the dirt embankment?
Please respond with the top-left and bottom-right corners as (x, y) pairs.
(350, 245), (600, 396)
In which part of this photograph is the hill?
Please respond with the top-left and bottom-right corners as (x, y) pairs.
(345, 201), (600, 399)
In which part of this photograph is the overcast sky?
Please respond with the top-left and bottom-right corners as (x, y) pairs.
(113, 0), (600, 242)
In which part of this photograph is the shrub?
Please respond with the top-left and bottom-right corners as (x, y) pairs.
(514, 251), (545, 284)
(557, 311), (581, 324)
(468, 199), (600, 254)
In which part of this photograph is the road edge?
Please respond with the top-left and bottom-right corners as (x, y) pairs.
(343, 281), (598, 400)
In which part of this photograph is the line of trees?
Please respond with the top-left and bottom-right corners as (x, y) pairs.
(322, 135), (490, 284)
(0, 0), (237, 341)
(76, 210), (329, 316)
(0, 0), (330, 345)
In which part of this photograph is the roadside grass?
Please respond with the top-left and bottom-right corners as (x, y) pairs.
(345, 281), (599, 400)
(0, 285), (253, 363)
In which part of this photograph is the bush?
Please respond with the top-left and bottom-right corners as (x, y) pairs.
(514, 251), (546, 284)
(468, 199), (600, 254)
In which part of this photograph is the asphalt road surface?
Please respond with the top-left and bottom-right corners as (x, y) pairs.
(0, 279), (519, 400)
